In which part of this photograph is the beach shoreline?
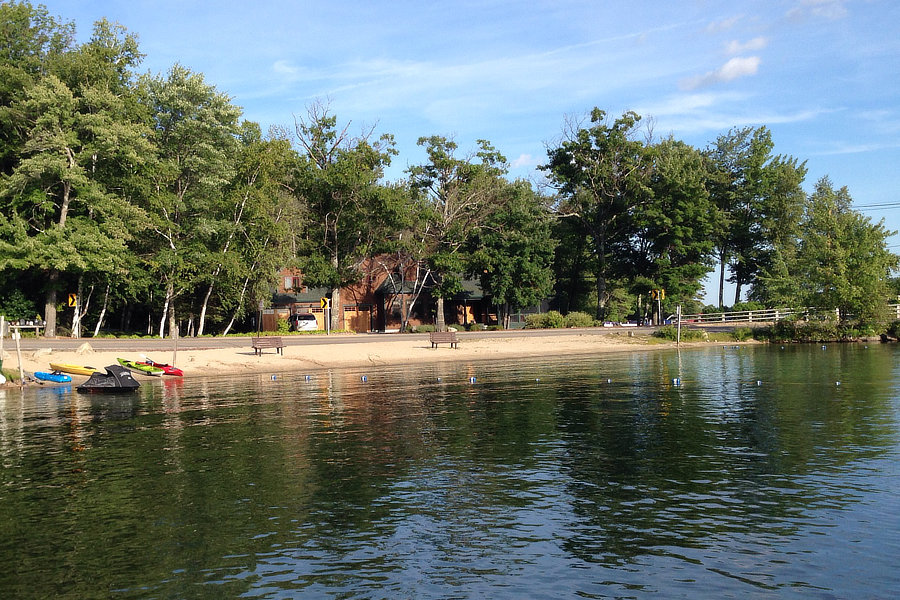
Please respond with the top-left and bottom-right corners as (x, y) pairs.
(1, 331), (692, 386)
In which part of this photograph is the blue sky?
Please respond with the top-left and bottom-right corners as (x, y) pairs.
(37, 0), (900, 304)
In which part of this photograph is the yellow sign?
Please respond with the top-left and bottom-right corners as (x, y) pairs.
(320, 297), (330, 309)
(68, 293), (77, 307)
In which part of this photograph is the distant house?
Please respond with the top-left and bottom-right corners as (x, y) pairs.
(268, 256), (539, 332)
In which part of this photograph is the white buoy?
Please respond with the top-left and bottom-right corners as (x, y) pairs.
(835, 381), (841, 386)
(756, 380), (762, 386)
(361, 375), (368, 382)
(672, 378), (681, 386)
(305, 375), (311, 381)
(271, 375), (277, 380)
(469, 376), (476, 384)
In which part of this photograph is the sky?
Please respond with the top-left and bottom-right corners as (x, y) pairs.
(33, 0), (900, 305)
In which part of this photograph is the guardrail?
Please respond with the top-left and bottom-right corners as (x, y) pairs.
(675, 304), (900, 324)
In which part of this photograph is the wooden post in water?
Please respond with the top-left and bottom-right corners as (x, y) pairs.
(13, 326), (24, 385)
(676, 305), (682, 346)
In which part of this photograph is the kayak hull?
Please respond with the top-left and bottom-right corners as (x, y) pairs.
(117, 358), (164, 376)
(49, 363), (98, 376)
(35, 371), (73, 383)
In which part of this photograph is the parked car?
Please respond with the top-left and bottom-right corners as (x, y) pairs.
(289, 313), (318, 331)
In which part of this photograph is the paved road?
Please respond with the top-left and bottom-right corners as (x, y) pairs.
(6, 326), (666, 352)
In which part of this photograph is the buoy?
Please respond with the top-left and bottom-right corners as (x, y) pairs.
(822, 345), (827, 350)
(835, 381), (841, 386)
(606, 378), (612, 384)
(437, 377), (442, 382)
(361, 375), (368, 382)
(305, 375), (311, 381)
(672, 378), (681, 386)
(469, 377), (476, 384)
(271, 375), (277, 381)
(756, 380), (762, 386)
(535, 378), (540, 382)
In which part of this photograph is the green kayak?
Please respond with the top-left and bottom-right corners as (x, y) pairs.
(117, 357), (164, 377)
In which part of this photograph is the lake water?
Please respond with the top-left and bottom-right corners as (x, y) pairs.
(1, 344), (898, 599)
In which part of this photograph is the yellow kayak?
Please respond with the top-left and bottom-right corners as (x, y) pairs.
(49, 363), (99, 376)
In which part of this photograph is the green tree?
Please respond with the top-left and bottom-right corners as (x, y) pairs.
(408, 136), (507, 330)
(292, 102), (399, 331)
(467, 179), (556, 328)
(206, 123), (298, 336)
(628, 138), (717, 316)
(542, 109), (651, 320)
(705, 126), (807, 306)
(0, 1), (75, 175)
(140, 64), (242, 337)
(0, 18), (150, 337)
(789, 178), (897, 322)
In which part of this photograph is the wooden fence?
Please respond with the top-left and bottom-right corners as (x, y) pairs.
(676, 304), (900, 324)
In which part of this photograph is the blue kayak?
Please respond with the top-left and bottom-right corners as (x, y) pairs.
(35, 371), (73, 383)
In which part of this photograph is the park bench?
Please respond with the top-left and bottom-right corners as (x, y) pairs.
(429, 331), (459, 349)
(251, 336), (284, 356)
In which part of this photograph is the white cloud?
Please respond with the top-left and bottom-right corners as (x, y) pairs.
(272, 60), (299, 77)
(787, 0), (848, 21)
(510, 153), (539, 169)
(726, 37), (768, 54)
(680, 56), (761, 90)
(706, 16), (742, 33)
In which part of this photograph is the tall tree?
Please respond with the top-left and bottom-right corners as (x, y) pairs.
(292, 102), (399, 331)
(705, 126), (806, 306)
(408, 136), (507, 330)
(140, 64), (242, 337)
(542, 109), (651, 320)
(626, 138), (717, 309)
(193, 123), (297, 335)
(0, 17), (150, 336)
(785, 178), (897, 322)
(467, 179), (555, 328)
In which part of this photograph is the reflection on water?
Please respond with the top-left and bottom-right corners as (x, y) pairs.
(1, 344), (899, 598)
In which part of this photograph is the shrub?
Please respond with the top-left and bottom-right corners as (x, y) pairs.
(412, 324), (435, 333)
(653, 325), (705, 341)
(0, 289), (36, 321)
(732, 327), (753, 341)
(731, 301), (767, 312)
(276, 317), (290, 334)
(564, 311), (594, 328)
(888, 320), (900, 339)
(525, 311), (565, 329)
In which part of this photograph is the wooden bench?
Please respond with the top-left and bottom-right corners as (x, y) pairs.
(429, 331), (459, 349)
(251, 336), (284, 356)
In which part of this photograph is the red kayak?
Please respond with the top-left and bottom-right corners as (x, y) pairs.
(140, 356), (184, 377)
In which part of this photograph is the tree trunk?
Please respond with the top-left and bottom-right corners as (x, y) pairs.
(734, 282), (742, 306)
(435, 296), (446, 331)
(197, 281), (215, 337)
(168, 294), (177, 339)
(331, 286), (341, 331)
(222, 272), (252, 336)
(718, 251), (726, 309)
(159, 280), (173, 338)
(44, 270), (59, 337)
(92, 283), (110, 337)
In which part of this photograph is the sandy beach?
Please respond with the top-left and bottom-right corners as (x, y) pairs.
(2, 331), (672, 384)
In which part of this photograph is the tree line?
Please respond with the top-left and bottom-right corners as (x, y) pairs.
(0, 2), (896, 337)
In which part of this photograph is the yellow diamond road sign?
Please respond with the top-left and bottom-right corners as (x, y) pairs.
(68, 293), (77, 307)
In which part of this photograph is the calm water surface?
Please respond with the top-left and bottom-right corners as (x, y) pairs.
(1, 344), (898, 598)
